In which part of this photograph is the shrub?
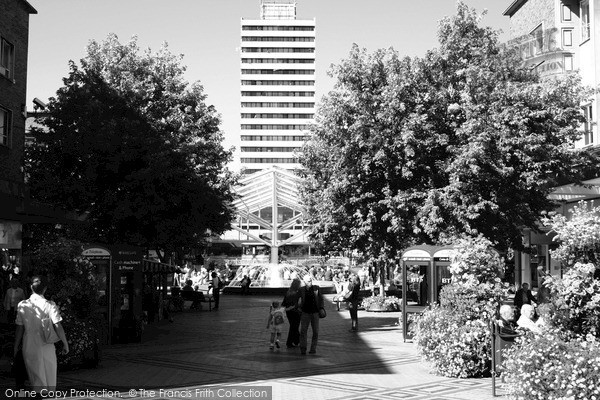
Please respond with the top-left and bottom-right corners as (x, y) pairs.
(412, 305), (491, 378)
(412, 235), (505, 378)
(502, 330), (600, 400)
(439, 281), (504, 321)
(502, 200), (600, 398)
(542, 201), (600, 267)
(361, 295), (401, 311)
(27, 238), (101, 367)
(541, 262), (600, 339)
(57, 314), (101, 369)
(449, 235), (504, 285)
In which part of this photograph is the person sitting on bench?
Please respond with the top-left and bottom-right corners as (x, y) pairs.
(181, 280), (204, 309)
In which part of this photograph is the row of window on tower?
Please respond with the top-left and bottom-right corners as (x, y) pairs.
(241, 147), (299, 152)
(242, 58), (314, 64)
(241, 48), (314, 53)
(242, 37), (314, 42)
(241, 124), (309, 130)
(241, 135), (307, 141)
(241, 113), (313, 119)
(241, 69), (315, 75)
(242, 26), (314, 31)
(241, 102), (314, 108)
(242, 80), (314, 86)
(241, 91), (315, 97)
(240, 158), (299, 164)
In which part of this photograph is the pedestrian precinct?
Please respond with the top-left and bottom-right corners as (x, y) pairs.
(266, 300), (285, 350)
(298, 275), (324, 355)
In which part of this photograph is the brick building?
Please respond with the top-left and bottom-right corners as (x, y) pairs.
(0, 0), (37, 277)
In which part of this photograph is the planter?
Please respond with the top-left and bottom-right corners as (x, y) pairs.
(365, 303), (397, 312)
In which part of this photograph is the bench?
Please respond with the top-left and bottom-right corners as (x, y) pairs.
(333, 289), (371, 311)
(173, 288), (213, 311)
(490, 321), (518, 397)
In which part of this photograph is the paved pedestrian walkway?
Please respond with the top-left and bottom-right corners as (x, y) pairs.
(1, 293), (506, 399)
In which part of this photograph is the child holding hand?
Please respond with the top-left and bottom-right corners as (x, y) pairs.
(266, 300), (286, 350)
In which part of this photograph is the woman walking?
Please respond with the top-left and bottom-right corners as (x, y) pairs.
(282, 278), (301, 348)
(13, 276), (69, 392)
(345, 274), (361, 332)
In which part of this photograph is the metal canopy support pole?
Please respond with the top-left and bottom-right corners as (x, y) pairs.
(402, 260), (408, 342)
(491, 321), (497, 396)
(271, 170), (279, 264)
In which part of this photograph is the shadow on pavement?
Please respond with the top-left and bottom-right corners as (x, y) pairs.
(47, 293), (408, 392)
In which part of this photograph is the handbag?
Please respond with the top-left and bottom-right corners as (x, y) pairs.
(41, 317), (60, 344)
(318, 307), (326, 319)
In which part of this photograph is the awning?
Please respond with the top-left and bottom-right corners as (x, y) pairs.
(548, 177), (600, 202)
(143, 260), (181, 274)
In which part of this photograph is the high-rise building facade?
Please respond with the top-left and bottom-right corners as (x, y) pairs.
(239, 0), (316, 174)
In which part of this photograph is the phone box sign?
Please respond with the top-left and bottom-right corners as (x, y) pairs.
(112, 247), (143, 272)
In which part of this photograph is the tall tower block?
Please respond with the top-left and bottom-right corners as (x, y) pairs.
(240, 0), (316, 174)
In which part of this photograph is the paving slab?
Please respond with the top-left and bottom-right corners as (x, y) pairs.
(0, 294), (507, 399)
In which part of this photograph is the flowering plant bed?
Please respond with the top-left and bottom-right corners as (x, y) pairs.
(361, 295), (401, 312)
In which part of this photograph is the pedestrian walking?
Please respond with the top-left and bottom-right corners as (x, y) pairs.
(240, 275), (251, 295)
(298, 275), (324, 355)
(266, 300), (285, 350)
(4, 279), (25, 324)
(13, 276), (69, 392)
(344, 274), (361, 332)
(282, 278), (301, 348)
(210, 271), (222, 310)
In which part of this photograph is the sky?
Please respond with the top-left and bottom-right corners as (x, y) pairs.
(25, 0), (511, 171)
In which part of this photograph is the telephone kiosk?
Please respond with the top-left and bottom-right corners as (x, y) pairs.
(401, 245), (458, 342)
(81, 244), (144, 344)
(111, 245), (143, 343)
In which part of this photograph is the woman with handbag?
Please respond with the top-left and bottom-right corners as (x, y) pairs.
(345, 274), (361, 332)
(13, 276), (69, 392)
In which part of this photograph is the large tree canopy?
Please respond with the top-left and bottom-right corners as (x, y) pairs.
(300, 3), (597, 262)
(26, 34), (236, 260)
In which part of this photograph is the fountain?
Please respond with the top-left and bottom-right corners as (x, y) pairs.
(224, 264), (335, 294)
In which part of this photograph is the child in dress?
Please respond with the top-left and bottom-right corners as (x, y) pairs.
(266, 300), (286, 350)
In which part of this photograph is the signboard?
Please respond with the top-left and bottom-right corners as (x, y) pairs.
(505, 27), (572, 78)
(82, 247), (111, 258)
(402, 249), (431, 260)
(113, 247), (143, 272)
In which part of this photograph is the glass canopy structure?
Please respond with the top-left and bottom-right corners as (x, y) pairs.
(231, 166), (309, 264)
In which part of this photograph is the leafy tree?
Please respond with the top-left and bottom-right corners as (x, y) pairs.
(25, 34), (235, 261)
(300, 2), (597, 263)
